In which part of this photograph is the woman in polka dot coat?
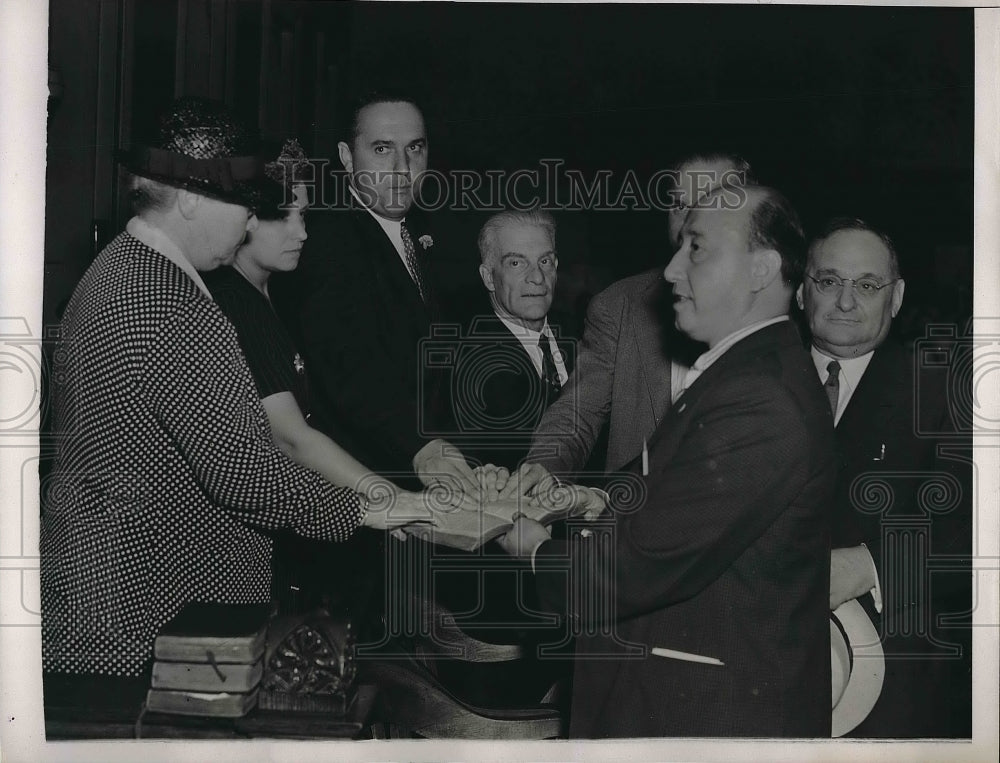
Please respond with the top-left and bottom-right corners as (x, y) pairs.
(39, 99), (435, 678)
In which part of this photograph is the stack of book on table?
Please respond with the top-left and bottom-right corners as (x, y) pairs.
(145, 602), (274, 718)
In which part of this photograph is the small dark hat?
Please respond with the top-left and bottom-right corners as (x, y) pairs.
(255, 138), (312, 220)
(123, 97), (266, 208)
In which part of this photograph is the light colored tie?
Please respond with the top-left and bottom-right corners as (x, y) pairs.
(399, 221), (427, 302)
(825, 360), (841, 418)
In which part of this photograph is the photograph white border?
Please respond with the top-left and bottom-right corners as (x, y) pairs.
(2, 1), (997, 760)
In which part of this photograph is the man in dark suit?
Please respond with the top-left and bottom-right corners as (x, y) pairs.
(451, 209), (574, 472)
(499, 185), (837, 737)
(272, 90), (478, 495)
(270, 91), (479, 638)
(796, 217), (972, 737)
(429, 210), (578, 706)
(522, 153), (750, 488)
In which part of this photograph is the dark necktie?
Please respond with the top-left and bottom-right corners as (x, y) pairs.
(399, 221), (427, 302)
(825, 359), (841, 418)
(539, 334), (562, 405)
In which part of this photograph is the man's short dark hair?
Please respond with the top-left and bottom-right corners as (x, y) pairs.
(808, 217), (902, 279)
(746, 187), (806, 287)
(664, 152), (756, 211)
(341, 87), (424, 146)
(675, 151), (756, 184)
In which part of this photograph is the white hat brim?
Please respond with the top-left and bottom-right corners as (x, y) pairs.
(831, 598), (886, 737)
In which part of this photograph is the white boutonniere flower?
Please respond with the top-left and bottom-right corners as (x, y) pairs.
(418, 234), (434, 250)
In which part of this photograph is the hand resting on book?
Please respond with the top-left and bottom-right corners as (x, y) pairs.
(474, 462), (560, 500)
(400, 480), (608, 551)
(358, 481), (480, 534)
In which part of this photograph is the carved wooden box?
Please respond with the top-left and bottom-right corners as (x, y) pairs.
(258, 609), (357, 715)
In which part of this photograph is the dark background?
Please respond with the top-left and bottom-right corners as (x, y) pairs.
(45, 1), (973, 336)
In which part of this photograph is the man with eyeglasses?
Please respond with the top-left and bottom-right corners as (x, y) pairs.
(796, 217), (971, 738)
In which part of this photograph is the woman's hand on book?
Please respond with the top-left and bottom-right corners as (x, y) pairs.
(361, 485), (478, 536)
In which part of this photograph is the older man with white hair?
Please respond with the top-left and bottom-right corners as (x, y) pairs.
(446, 209), (573, 473)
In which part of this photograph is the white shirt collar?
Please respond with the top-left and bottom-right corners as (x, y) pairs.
(126, 216), (213, 300)
(493, 311), (569, 385)
(673, 316), (789, 402)
(810, 346), (875, 424)
(495, 312), (550, 343)
(692, 316), (789, 373)
(809, 346), (874, 391)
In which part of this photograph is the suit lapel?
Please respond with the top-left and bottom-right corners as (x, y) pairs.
(475, 313), (544, 405)
(546, 315), (576, 378)
(494, 314), (574, 409)
(835, 343), (902, 435)
(631, 276), (673, 428)
(646, 322), (799, 458)
(350, 206), (432, 321)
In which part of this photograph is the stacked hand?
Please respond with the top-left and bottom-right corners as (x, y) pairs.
(473, 462), (607, 521)
(413, 438), (483, 502)
(406, 444), (608, 549)
(412, 440), (606, 517)
(474, 462), (608, 560)
(473, 462), (559, 500)
(359, 478), (478, 539)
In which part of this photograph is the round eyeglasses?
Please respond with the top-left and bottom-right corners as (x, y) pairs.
(805, 274), (898, 298)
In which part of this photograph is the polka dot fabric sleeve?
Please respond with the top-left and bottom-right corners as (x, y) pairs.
(41, 234), (366, 677)
(141, 298), (365, 541)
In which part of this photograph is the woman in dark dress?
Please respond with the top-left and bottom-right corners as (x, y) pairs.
(204, 141), (425, 615)
(204, 141), (376, 490)
(40, 103), (446, 688)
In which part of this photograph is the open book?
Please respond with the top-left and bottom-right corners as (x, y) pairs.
(408, 493), (598, 551)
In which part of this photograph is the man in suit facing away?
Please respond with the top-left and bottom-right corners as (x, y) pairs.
(523, 153), (751, 486)
(796, 218), (972, 737)
(499, 185), (837, 737)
